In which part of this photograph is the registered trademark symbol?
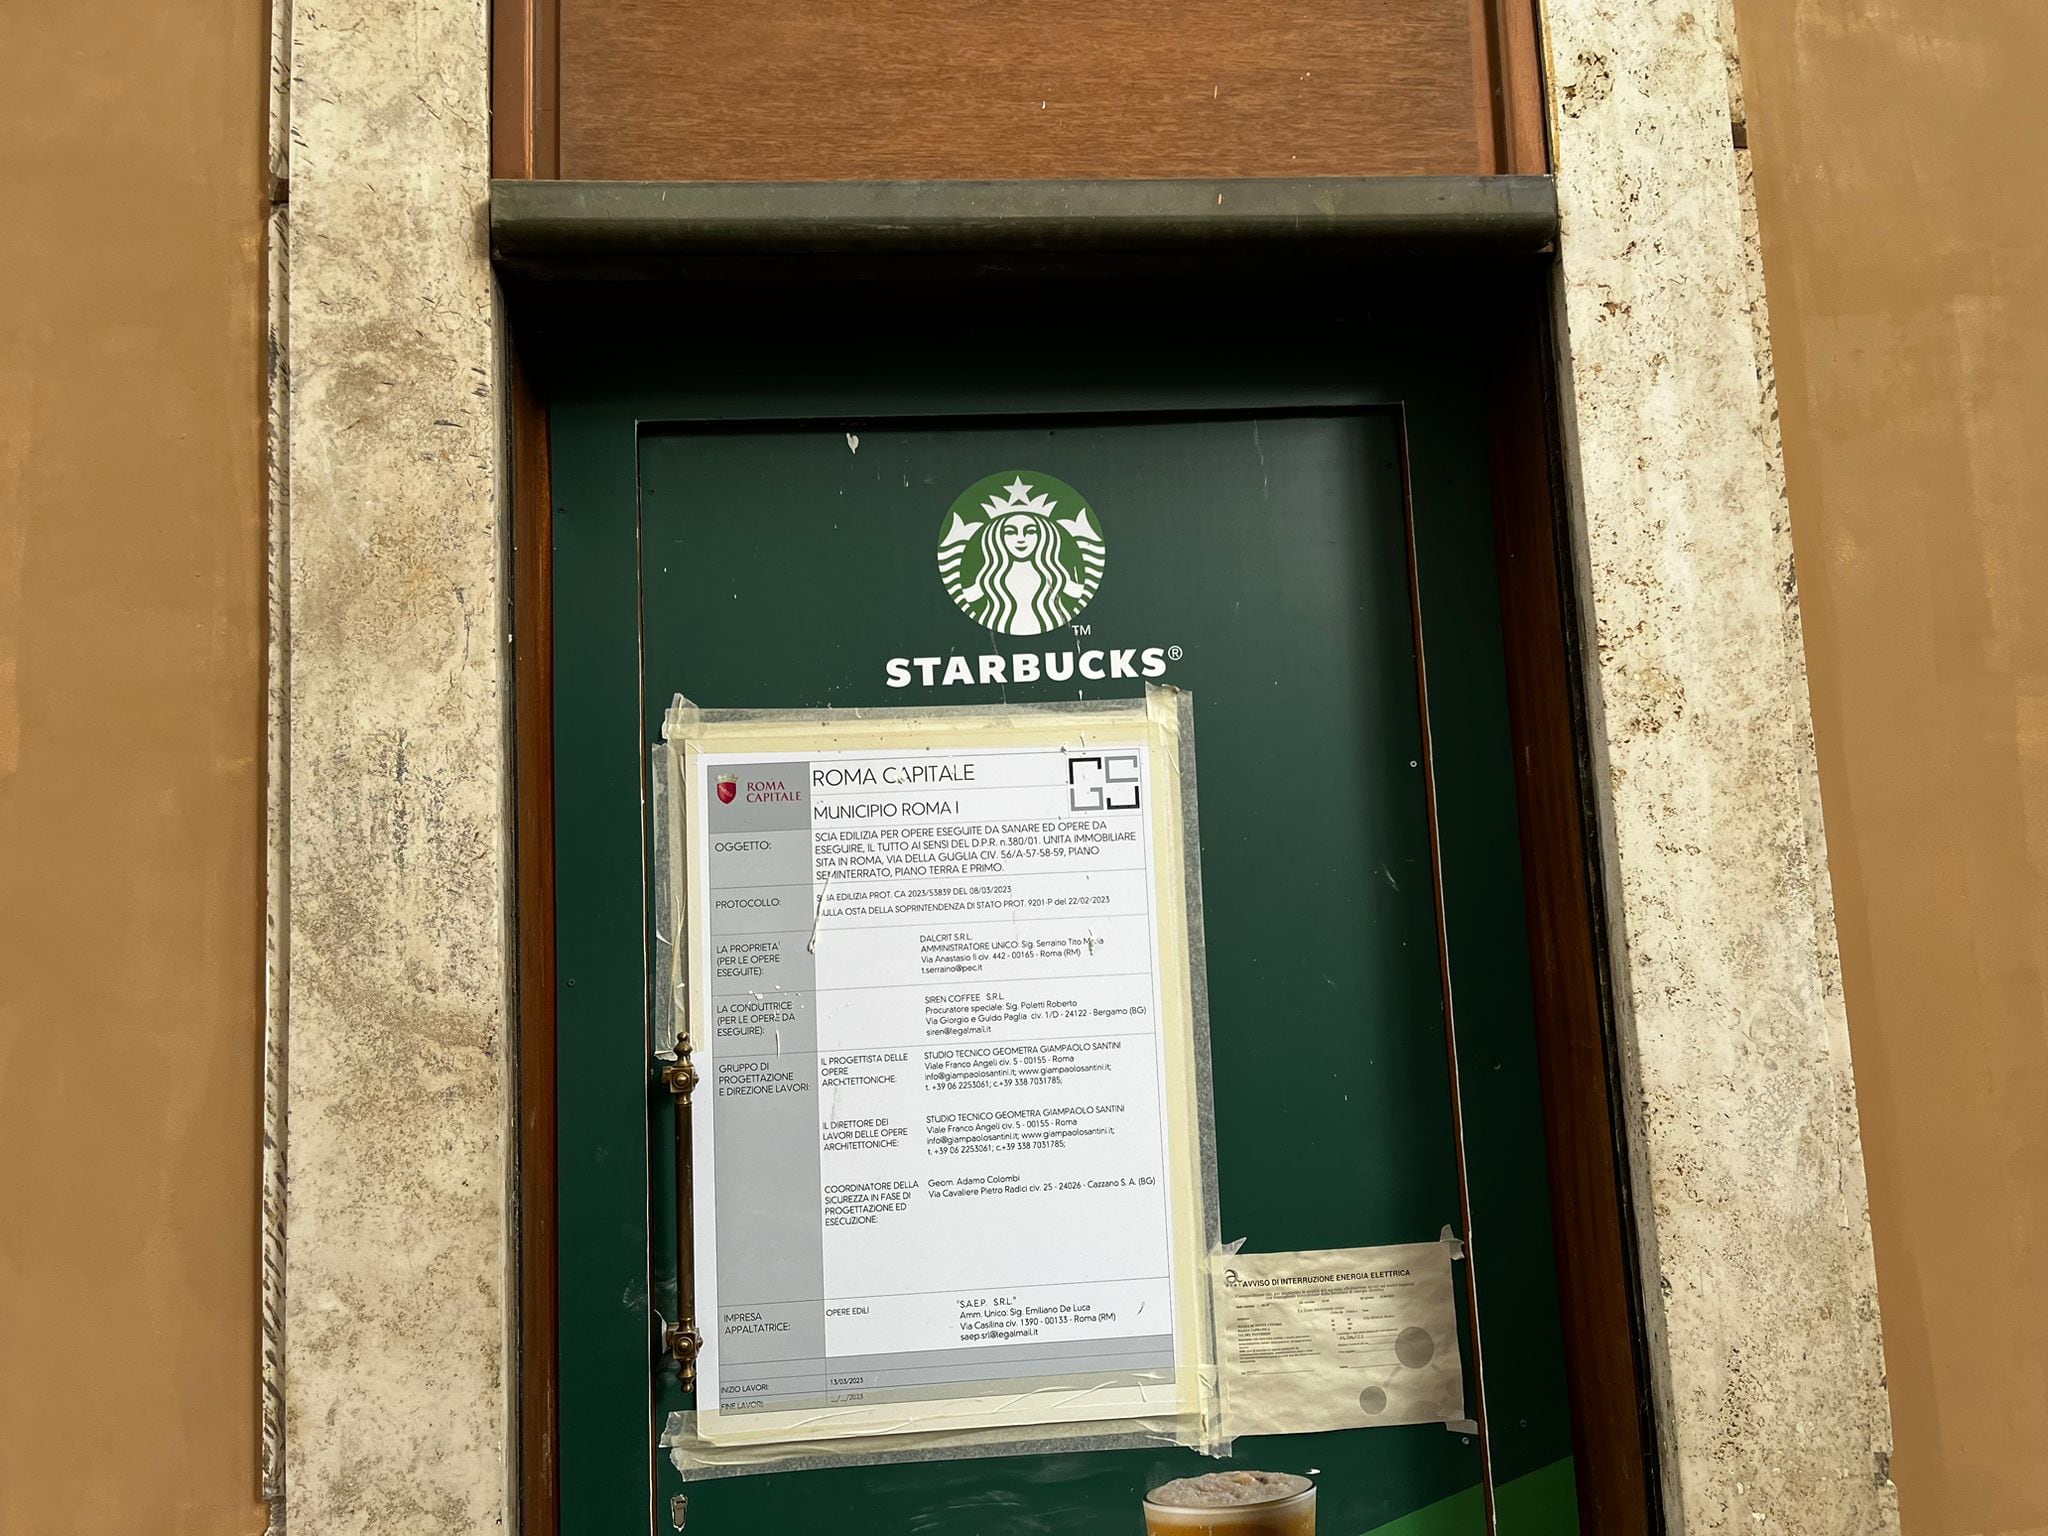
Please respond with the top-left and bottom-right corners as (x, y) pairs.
(1167, 645), (1184, 661)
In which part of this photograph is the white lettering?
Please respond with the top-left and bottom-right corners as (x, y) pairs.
(880, 646), (1181, 687)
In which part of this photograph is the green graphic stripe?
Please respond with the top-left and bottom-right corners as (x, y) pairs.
(1353, 1457), (1578, 1536)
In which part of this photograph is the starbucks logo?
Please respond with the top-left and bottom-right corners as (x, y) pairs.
(936, 471), (1105, 636)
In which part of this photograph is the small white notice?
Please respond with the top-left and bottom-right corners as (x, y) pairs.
(1213, 1239), (1467, 1437)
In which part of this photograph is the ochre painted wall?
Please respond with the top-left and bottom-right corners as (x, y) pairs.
(0, 1), (270, 1532)
(7, 1), (2043, 1533)
(1737, 4), (2048, 1533)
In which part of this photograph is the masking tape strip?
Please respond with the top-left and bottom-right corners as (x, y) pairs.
(650, 743), (680, 1058)
(663, 1376), (1231, 1480)
(663, 690), (1167, 741)
(1161, 684), (1229, 1457)
(1167, 686), (1222, 1257)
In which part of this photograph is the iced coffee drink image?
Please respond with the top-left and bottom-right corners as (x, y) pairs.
(1143, 1471), (1316, 1535)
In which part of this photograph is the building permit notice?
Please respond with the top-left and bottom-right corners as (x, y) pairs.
(673, 706), (1212, 1449)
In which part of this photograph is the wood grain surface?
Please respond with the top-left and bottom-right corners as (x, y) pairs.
(559, 0), (1503, 181)
(510, 342), (561, 1536)
(1488, 291), (1656, 1535)
(494, 0), (558, 178)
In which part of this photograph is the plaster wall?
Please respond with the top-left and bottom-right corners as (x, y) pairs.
(0, 2), (270, 1533)
(1734, 5), (2048, 1533)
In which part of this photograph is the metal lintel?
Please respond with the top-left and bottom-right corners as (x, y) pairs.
(490, 176), (1557, 282)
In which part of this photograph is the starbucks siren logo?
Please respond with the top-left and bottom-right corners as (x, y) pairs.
(936, 471), (1105, 636)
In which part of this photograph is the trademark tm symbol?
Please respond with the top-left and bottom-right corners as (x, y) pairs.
(1071, 623), (1092, 637)
(1167, 645), (1184, 661)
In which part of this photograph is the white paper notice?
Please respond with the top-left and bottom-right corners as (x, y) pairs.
(690, 739), (1196, 1444)
(1214, 1241), (1467, 1436)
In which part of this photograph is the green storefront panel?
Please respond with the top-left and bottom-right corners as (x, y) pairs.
(546, 307), (1576, 1535)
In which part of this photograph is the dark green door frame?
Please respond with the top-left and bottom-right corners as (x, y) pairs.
(496, 177), (1659, 1536)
